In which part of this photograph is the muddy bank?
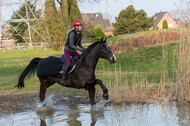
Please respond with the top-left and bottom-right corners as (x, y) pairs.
(0, 92), (98, 117)
(0, 93), (38, 117)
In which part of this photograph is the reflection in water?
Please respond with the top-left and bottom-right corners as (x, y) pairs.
(66, 105), (82, 126)
(175, 102), (190, 125)
(90, 109), (104, 126)
(0, 101), (190, 126)
(40, 119), (46, 126)
(36, 107), (55, 126)
(36, 103), (105, 126)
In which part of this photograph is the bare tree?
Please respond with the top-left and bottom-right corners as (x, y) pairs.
(171, 0), (190, 27)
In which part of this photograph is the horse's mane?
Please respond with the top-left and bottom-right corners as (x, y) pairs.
(80, 41), (100, 57)
(86, 41), (99, 51)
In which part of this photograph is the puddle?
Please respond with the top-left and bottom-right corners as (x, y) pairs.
(0, 98), (190, 126)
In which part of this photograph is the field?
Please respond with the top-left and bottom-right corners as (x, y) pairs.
(0, 29), (190, 105)
(0, 41), (175, 90)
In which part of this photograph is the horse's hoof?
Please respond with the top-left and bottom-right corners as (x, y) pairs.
(102, 93), (109, 100)
(90, 101), (96, 107)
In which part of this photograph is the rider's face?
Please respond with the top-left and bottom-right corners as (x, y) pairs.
(76, 26), (83, 31)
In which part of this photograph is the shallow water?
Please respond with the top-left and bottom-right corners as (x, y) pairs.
(0, 100), (190, 126)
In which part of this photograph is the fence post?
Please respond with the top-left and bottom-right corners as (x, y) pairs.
(24, 45), (26, 52)
(3, 46), (5, 53)
(44, 45), (47, 51)
(17, 43), (20, 50)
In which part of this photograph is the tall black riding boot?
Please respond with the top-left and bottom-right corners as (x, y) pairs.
(60, 66), (69, 84)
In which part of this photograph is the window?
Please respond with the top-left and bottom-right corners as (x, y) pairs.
(166, 16), (168, 19)
(96, 14), (99, 18)
(168, 24), (173, 27)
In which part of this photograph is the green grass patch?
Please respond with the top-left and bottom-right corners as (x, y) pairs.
(0, 48), (62, 91)
(0, 41), (179, 93)
(96, 41), (178, 83)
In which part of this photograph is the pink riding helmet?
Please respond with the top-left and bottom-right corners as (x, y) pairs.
(73, 21), (83, 27)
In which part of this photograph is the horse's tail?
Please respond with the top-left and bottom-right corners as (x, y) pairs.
(16, 57), (41, 88)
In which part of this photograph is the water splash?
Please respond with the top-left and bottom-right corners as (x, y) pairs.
(36, 95), (54, 113)
(92, 100), (110, 110)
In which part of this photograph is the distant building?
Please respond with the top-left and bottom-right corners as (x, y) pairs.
(81, 13), (114, 36)
(150, 12), (184, 30)
(1, 28), (17, 46)
(174, 19), (184, 28)
(1, 39), (16, 46)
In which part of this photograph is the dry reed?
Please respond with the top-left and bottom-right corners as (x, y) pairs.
(109, 29), (184, 54)
(102, 28), (190, 104)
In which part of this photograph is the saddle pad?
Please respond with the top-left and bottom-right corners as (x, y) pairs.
(37, 56), (63, 77)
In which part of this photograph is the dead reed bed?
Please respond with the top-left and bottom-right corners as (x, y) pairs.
(104, 29), (190, 104)
(109, 29), (184, 54)
(174, 29), (190, 102)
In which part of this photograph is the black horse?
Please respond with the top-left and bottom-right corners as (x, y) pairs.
(16, 38), (116, 106)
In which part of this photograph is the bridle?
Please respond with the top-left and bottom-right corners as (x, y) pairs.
(69, 43), (114, 73)
(75, 50), (95, 65)
(76, 43), (112, 65)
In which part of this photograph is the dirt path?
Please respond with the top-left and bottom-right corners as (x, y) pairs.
(0, 92), (100, 117)
(0, 93), (38, 116)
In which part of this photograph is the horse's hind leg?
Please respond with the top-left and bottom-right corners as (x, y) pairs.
(39, 77), (54, 102)
(95, 79), (109, 100)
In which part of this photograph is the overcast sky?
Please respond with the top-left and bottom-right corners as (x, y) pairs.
(2, 0), (182, 23)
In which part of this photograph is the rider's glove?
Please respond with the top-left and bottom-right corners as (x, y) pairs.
(82, 48), (86, 52)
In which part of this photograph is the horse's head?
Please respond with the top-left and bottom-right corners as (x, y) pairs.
(97, 38), (116, 63)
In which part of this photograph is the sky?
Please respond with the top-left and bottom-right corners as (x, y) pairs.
(79, 0), (180, 22)
(2, 0), (182, 23)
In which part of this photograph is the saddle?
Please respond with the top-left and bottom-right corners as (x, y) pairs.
(59, 55), (77, 74)
(37, 56), (77, 77)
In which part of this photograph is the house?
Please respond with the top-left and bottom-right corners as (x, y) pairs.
(174, 19), (183, 28)
(1, 28), (17, 46)
(81, 13), (114, 36)
(1, 39), (16, 46)
(150, 12), (183, 30)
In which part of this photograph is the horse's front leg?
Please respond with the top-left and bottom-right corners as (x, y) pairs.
(95, 79), (109, 100)
(88, 86), (96, 106)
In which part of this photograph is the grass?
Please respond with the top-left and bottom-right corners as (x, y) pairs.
(0, 48), (89, 97)
(0, 48), (62, 91)
(96, 41), (178, 83)
(0, 41), (180, 96)
(1, 29), (190, 104)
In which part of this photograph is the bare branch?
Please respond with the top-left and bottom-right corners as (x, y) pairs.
(56, 0), (62, 5)
(77, 0), (101, 4)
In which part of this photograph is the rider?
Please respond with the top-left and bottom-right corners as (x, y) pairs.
(60, 21), (85, 84)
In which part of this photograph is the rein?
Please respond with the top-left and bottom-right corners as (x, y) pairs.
(75, 50), (98, 65)
(69, 51), (91, 73)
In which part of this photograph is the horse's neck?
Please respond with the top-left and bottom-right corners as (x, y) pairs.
(86, 56), (98, 71)
(83, 48), (99, 71)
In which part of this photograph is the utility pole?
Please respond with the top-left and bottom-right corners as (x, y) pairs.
(0, 0), (2, 45)
(2, 0), (47, 44)
(25, 0), (32, 46)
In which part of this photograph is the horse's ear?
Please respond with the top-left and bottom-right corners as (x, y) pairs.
(104, 38), (107, 43)
(100, 38), (104, 43)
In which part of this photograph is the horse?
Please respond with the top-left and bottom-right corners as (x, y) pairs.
(16, 38), (116, 106)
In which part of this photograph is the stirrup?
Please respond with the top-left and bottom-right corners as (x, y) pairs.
(68, 64), (76, 73)
(60, 79), (66, 84)
(60, 76), (67, 84)
(60, 79), (71, 86)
